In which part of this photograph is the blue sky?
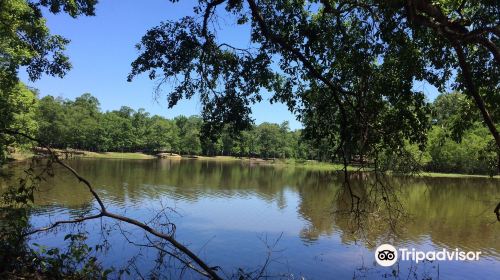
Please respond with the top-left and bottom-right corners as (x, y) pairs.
(19, 0), (440, 130)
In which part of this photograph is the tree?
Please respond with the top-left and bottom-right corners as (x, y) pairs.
(401, 0), (500, 152)
(277, 121), (293, 158)
(289, 130), (309, 159)
(100, 111), (135, 152)
(130, 108), (151, 150)
(0, 83), (38, 161)
(427, 125), (496, 175)
(145, 116), (180, 152)
(36, 95), (67, 147)
(184, 130), (202, 156)
(239, 129), (259, 157)
(174, 115), (202, 155)
(1, 0), (97, 162)
(256, 123), (280, 159)
(66, 93), (102, 150)
(0, 0), (96, 90)
(127, 0), (433, 165)
(220, 125), (235, 156)
(425, 92), (497, 175)
(126, 0), (500, 221)
(431, 91), (479, 142)
(126, 0), (500, 212)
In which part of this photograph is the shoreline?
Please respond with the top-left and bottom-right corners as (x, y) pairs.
(7, 151), (500, 179)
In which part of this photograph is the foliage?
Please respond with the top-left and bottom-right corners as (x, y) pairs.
(124, 0), (500, 177)
(427, 125), (497, 175)
(377, 141), (431, 174)
(431, 91), (479, 142)
(0, 82), (38, 162)
(27, 233), (112, 280)
(34, 94), (305, 158)
(35, 95), (180, 152)
(0, 155), (109, 279)
(175, 115), (203, 155)
(30, 91), (500, 175)
(0, 0), (96, 87)
(1, 229), (112, 279)
(0, 0), (97, 163)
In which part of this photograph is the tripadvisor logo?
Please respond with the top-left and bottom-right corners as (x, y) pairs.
(375, 244), (482, 267)
(375, 244), (398, 266)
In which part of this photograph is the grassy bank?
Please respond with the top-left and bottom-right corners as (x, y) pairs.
(7, 151), (500, 179)
(195, 157), (370, 172)
(417, 171), (500, 179)
(81, 151), (156, 159)
(189, 156), (500, 178)
(8, 151), (35, 161)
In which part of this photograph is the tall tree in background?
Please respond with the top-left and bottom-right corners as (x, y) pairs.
(36, 95), (67, 147)
(146, 115), (180, 152)
(179, 116), (203, 155)
(67, 93), (102, 150)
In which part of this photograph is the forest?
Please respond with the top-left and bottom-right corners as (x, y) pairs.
(4, 88), (497, 175)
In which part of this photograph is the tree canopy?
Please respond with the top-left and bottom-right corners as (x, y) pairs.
(0, 0), (97, 86)
(128, 0), (500, 166)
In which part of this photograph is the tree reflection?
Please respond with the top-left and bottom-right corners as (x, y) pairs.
(2, 159), (499, 277)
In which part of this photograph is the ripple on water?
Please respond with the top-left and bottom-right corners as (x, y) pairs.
(31, 204), (69, 216)
(14, 159), (500, 280)
(432, 239), (500, 260)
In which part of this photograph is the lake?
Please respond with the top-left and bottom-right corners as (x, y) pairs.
(1, 158), (500, 279)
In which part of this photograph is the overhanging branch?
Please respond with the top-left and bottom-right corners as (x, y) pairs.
(1, 129), (223, 280)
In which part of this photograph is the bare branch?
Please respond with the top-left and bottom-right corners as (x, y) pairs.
(1, 129), (223, 280)
(202, 0), (226, 40)
(24, 214), (103, 236)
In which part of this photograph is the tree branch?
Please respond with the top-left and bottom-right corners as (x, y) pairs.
(451, 44), (500, 152)
(246, 0), (346, 117)
(245, 0), (352, 168)
(23, 214), (104, 236)
(1, 129), (223, 280)
(407, 0), (500, 70)
(202, 0), (226, 40)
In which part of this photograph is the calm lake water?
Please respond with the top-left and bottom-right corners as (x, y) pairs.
(2, 159), (500, 279)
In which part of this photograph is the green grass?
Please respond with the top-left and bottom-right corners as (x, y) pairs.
(8, 151), (34, 161)
(187, 155), (241, 161)
(270, 159), (361, 171)
(195, 156), (367, 171)
(417, 171), (500, 179)
(82, 151), (155, 159)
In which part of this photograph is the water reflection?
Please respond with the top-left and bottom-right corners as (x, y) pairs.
(1, 159), (499, 278)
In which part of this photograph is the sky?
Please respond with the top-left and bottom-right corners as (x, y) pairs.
(19, 0), (440, 131)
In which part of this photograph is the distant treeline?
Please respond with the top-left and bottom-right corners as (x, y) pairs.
(9, 91), (497, 175)
(35, 93), (314, 158)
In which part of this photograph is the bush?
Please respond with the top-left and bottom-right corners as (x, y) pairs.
(426, 125), (497, 175)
